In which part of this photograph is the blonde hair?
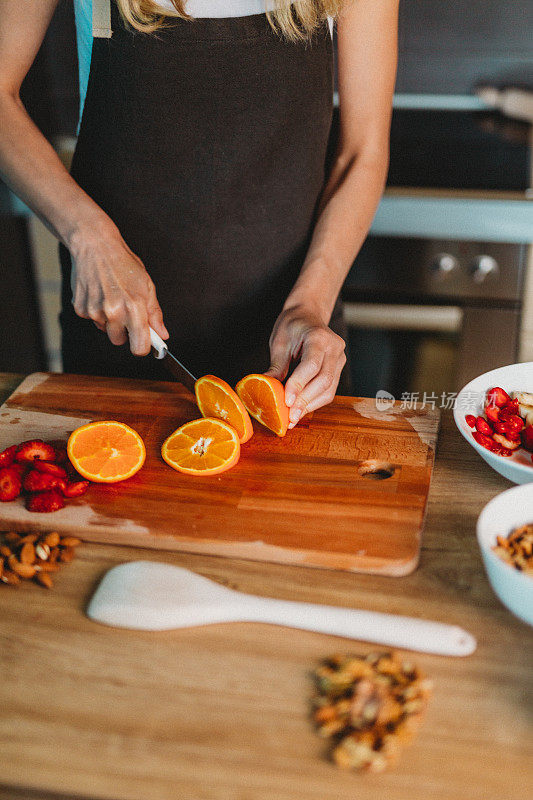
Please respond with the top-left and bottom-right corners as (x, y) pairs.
(115, 0), (344, 41)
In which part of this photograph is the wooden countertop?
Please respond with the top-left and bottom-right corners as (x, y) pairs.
(0, 373), (531, 800)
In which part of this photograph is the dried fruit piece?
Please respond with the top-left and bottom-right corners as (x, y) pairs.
(0, 444), (17, 468)
(0, 466), (22, 502)
(465, 414), (476, 428)
(16, 440), (56, 463)
(25, 490), (65, 513)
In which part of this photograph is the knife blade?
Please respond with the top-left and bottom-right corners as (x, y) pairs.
(149, 327), (198, 393)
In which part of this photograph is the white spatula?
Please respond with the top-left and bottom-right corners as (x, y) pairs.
(86, 561), (476, 656)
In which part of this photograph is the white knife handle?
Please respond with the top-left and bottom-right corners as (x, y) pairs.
(149, 327), (168, 359)
(243, 597), (477, 657)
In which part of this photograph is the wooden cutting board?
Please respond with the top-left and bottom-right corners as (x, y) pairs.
(0, 373), (440, 575)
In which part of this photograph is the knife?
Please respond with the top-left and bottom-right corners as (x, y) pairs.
(149, 327), (198, 393)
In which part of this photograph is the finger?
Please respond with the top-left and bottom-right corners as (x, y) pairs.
(265, 333), (292, 382)
(288, 349), (345, 426)
(72, 284), (90, 319)
(93, 320), (107, 333)
(147, 285), (169, 339)
(284, 334), (325, 413)
(126, 302), (151, 356)
(105, 320), (128, 346)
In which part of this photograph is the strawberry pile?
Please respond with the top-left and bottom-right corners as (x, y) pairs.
(465, 386), (533, 458)
(0, 440), (90, 512)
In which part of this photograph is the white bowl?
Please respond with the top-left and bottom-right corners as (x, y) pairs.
(454, 362), (533, 484)
(477, 484), (533, 626)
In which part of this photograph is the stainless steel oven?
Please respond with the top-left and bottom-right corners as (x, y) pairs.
(342, 236), (527, 398)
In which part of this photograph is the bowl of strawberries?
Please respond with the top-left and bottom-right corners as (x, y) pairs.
(454, 362), (533, 484)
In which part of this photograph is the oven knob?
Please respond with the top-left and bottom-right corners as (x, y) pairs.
(431, 253), (458, 274)
(470, 255), (500, 283)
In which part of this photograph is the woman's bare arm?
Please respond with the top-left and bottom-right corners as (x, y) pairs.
(0, 0), (167, 354)
(267, 0), (399, 425)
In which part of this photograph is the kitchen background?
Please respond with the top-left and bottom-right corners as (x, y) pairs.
(1, 0), (532, 400)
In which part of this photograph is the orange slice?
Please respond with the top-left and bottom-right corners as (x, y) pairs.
(235, 374), (289, 437)
(161, 417), (240, 476)
(67, 421), (146, 483)
(195, 375), (253, 444)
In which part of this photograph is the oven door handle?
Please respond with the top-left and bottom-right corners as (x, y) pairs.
(343, 303), (463, 334)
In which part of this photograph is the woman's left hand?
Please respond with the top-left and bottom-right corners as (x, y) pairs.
(265, 304), (347, 428)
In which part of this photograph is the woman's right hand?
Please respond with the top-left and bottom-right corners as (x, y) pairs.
(69, 218), (168, 356)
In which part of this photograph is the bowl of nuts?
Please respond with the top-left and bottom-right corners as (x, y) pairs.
(477, 483), (533, 626)
(454, 362), (533, 484)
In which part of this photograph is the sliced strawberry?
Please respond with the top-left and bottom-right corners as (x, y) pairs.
(10, 462), (27, 479)
(23, 469), (62, 492)
(33, 461), (67, 479)
(0, 444), (17, 468)
(26, 489), (65, 513)
(465, 414), (477, 428)
(16, 440), (56, 463)
(501, 398), (520, 415)
(521, 424), (533, 452)
(486, 387), (511, 408)
(0, 466), (22, 501)
(485, 404), (502, 424)
(475, 416), (493, 436)
(61, 480), (90, 498)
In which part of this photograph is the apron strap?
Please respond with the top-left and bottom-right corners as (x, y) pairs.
(93, 0), (113, 38)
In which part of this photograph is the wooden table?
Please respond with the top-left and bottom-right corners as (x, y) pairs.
(0, 373), (531, 800)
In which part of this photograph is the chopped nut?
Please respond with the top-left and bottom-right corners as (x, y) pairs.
(34, 542), (50, 561)
(44, 531), (60, 547)
(18, 533), (38, 545)
(60, 536), (81, 547)
(1, 529), (80, 589)
(8, 555), (36, 579)
(59, 547), (75, 563)
(492, 524), (533, 573)
(1, 568), (20, 585)
(35, 572), (53, 589)
(312, 652), (432, 773)
(19, 542), (36, 565)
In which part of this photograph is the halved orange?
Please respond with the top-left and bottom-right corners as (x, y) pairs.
(161, 417), (240, 476)
(235, 374), (289, 437)
(67, 421), (146, 483)
(195, 375), (253, 444)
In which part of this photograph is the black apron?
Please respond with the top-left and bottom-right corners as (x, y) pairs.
(60, 5), (348, 387)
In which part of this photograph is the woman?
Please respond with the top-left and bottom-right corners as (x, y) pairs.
(0, 0), (398, 428)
